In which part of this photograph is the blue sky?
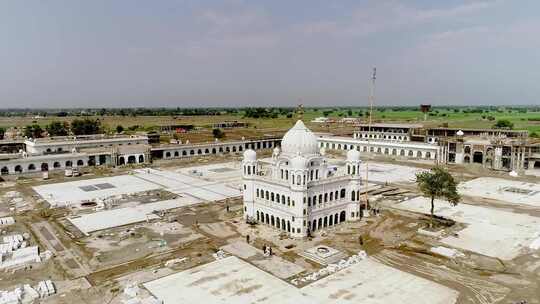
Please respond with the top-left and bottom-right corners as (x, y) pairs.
(1, 0), (539, 107)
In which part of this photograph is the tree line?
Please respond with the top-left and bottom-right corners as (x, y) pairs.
(23, 118), (102, 138)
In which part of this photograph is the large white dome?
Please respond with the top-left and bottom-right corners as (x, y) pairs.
(281, 120), (319, 155)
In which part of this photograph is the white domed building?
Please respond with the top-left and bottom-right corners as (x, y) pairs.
(242, 120), (363, 238)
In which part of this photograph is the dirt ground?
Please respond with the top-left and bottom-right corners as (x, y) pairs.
(1, 151), (539, 304)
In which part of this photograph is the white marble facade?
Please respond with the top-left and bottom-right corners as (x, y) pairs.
(242, 120), (362, 238)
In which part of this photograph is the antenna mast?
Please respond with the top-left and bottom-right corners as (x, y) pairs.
(364, 67), (376, 211)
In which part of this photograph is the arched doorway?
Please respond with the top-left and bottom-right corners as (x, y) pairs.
(128, 156), (136, 164)
(41, 163), (49, 171)
(534, 161), (540, 169)
(339, 211), (346, 223)
(1, 167), (9, 175)
(139, 155), (144, 163)
(117, 157), (124, 166)
(165, 152), (171, 158)
(77, 160), (84, 166)
(28, 164), (36, 171)
(473, 151), (483, 164)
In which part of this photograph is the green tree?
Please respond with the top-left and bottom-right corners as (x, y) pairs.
(415, 167), (460, 227)
(116, 125), (124, 134)
(71, 118), (101, 135)
(46, 121), (69, 136)
(24, 124), (44, 138)
(212, 128), (225, 139)
(493, 119), (514, 129)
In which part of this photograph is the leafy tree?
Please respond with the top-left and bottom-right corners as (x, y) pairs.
(71, 118), (101, 135)
(493, 119), (514, 129)
(415, 167), (460, 227)
(530, 132), (539, 138)
(24, 124), (44, 138)
(347, 109), (353, 116)
(116, 125), (124, 134)
(46, 121), (69, 136)
(212, 128), (225, 139)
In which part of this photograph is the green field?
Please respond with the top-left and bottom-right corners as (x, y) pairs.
(1, 107), (539, 136)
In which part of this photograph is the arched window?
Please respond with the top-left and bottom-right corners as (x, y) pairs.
(340, 189), (346, 198)
(77, 160), (84, 166)
(174, 151), (179, 157)
(28, 164), (36, 171)
(351, 191), (356, 201)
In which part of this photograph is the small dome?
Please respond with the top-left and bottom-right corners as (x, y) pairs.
(291, 155), (308, 170)
(456, 130), (464, 136)
(243, 149), (256, 161)
(281, 120), (319, 155)
(347, 149), (360, 161)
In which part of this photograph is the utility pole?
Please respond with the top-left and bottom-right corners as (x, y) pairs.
(364, 67), (376, 212)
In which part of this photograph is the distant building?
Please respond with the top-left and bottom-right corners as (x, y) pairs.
(311, 117), (331, 123)
(212, 120), (249, 129)
(322, 123), (540, 174)
(340, 117), (361, 124)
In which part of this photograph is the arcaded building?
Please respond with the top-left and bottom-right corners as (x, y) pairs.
(242, 120), (363, 238)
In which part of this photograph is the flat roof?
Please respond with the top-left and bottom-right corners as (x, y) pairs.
(143, 256), (458, 304)
(356, 123), (424, 129)
(68, 198), (198, 234)
(427, 127), (528, 133)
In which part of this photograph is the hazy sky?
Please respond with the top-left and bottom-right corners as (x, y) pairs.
(1, 0), (539, 108)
